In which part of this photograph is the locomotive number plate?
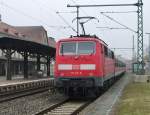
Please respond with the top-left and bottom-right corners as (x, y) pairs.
(72, 65), (80, 70)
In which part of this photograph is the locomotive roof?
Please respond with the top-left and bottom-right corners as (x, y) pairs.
(58, 35), (108, 46)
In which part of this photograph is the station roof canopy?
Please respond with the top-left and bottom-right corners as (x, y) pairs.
(0, 22), (56, 57)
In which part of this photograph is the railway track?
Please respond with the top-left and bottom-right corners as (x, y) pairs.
(35, 99), (93, 115)
(0, 87), (50, 103)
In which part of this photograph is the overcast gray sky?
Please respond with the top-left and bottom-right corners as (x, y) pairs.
(0, 0), (149, 59)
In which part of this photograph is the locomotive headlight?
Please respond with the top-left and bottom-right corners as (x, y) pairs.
(80, 64), (96, 70)
(58, 64), (72, 70)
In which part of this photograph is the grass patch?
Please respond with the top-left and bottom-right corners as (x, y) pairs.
(115, 82), (150, 115)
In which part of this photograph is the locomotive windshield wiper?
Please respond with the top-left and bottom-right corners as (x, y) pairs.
(89, 50), (95, 55)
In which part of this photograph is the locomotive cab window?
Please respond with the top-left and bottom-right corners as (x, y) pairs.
(60, 42), (76, 55)
(60, 41), (95, 55)
(104, 46), (108, 57)
(78, 42), (95, 55)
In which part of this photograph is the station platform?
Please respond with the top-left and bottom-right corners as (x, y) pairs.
(0, 75), (54, 94)
(0, 75), (53, 86)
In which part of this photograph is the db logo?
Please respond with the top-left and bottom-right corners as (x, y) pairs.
(72, 65), (80, 70)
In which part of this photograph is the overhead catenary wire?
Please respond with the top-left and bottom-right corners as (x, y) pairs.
(100, 11), (137, 14)
(36, 0), (58, 13)
(96, 26), (128, 30)
(70, 0), (99, 34)
(31, 0), (74, 31)
(30, 0), (73, 35)
(31, 0), (56, 16)
(0, 0), (76, 37)
(55, 11), (76, 14)
(1, 3), (47, 26)
(71, 0), (88, 15)
(1, 2), (67, 31)
(36, 0), (77, 34)
(2, 1), (75, 37)
(71, 0), (100, 23)
(100, 12), (137, 33)
(31, 0), (75, 23)
(111, 48), (133, 50)
(56, 12), (77, 33)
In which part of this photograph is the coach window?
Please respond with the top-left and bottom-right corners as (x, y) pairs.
(108, 49), (111, 58)
(116, 59), (119, 67)
(104, 46), (108, 57)
(112, 51), (114, 59)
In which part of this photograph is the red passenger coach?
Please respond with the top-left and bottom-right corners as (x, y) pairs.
(54, 35), (126, 96)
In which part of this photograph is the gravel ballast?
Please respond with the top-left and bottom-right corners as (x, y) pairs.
(0, 91), (67, 115)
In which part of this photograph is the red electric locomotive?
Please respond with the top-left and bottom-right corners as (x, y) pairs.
(54, 35), (126, 96)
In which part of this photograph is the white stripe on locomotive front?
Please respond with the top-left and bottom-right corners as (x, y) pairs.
(80, 64), (95, 70)
(58, 64), (72, 70)
(58, 64), (96, 70)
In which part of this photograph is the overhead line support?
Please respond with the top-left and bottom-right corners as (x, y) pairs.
(137, 0), (144, 74)
(77, 6), (79, 36)
(67, 4), (137, 7)
(67, 0), (144, 74)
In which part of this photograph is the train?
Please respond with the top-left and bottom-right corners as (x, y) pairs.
(54, 35), (126, 96)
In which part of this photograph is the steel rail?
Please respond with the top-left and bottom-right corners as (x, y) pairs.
(0, 87), (50, 103)
(35, 99), (69, 115)
(35, 99), (94, 115)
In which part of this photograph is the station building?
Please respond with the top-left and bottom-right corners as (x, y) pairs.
(0, 22), (56, 78)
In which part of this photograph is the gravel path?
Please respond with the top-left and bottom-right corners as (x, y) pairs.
(0, 91), (67, 115)
(79, 73), (131, 115)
